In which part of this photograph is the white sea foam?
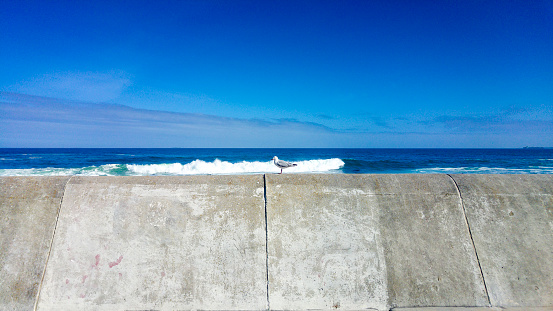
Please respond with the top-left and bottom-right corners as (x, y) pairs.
(415, 166), (553, 174)
(0, 159), (345, 176)
(127, 158), (345, 175)
(0, 168), (78, 176)
(0, 164), (126, 176)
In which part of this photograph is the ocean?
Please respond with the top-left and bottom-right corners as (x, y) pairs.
(1, 148), (552, 176)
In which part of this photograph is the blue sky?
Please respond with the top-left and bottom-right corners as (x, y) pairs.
(1, 0), (552, 147)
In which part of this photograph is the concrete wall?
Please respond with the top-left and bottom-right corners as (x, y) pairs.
(0, 177), (70, 311)
(1, 175), (552, 311)
(452, 175), (553, 307)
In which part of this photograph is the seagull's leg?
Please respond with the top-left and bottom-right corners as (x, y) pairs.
(280, 168), (283, 174)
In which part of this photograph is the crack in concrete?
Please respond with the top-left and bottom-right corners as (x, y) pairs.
(447, 174), (491, 307)
(34, 176), (73, 311)
(263, 174), (270, 310)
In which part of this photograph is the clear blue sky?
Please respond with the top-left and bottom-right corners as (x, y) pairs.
(1, 0), (552, 147)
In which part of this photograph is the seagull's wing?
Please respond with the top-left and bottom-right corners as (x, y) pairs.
(277, 159), (295, 168)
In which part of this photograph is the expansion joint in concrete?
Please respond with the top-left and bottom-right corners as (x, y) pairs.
(446, 174), (491, 307)
(33, 176), (73, 311)
(263, 174), (270, 310)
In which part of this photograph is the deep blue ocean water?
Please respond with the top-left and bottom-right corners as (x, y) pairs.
(1, 148), (552, 176)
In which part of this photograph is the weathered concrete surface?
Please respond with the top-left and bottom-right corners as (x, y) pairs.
(266, 174), (488, 311)
(0, 176), (70, 311)
(36, 176), (267, 310)
(451, 174), (553, 308)
(2, 174), (552, 310)
(395, 307), (553, 311)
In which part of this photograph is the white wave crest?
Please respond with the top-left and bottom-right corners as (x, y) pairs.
(415, 166), (553, 174)
(0, 168), (77, 176)
(0, 159), (345, 176)
(127, 158), (345, 175)
(0, 164), (125, 176)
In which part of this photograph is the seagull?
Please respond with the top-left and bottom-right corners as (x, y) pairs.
(272, 156), (297, 174)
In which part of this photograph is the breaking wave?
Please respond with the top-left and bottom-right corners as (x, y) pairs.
(127, 158), (345, 175)
(0, 158), (345, 176)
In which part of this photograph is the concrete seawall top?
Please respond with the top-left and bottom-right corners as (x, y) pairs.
(1, 175), (552, 311)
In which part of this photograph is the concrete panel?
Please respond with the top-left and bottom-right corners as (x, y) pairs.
(36, 176), (267, 310)
(375, 174), (488, 308)
(451, 174), (553, 307)
(266, 174), (388, 310)
(266, 174), (487, 310)
(0, 177), (70, 311)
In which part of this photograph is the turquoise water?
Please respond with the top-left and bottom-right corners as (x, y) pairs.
(1, 148), (552, 176)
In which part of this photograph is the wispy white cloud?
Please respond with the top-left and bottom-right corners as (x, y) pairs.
(2, 71), (132, 103)
(347, 105), (553, 135)
(0, 92), (340, 147)
(422, 105), (553, 134)
(2, 92), (552, 148)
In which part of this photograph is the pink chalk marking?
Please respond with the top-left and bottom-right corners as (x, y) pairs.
(161, 272), (166, 277)
(119, 273), (123, 278)
(82, 275), (88, 283)
(92, 254), (100, 268)
(80, 293), (85, 298)
(66, 279), (69, 284)
(109, 255), (123, 268)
